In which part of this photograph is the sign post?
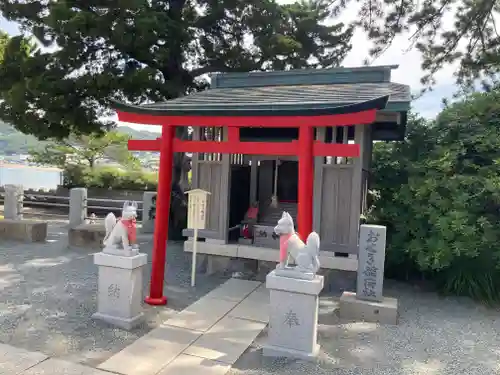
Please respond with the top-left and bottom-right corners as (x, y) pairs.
(185, 189), (211, 287)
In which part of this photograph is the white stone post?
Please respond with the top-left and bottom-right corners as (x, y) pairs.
(4, 184), (23, 220)
(92, 252), (148, 330)
(263, 270), (324, 360)
(339, 224), (399, 324)
(69, 188), (87, 227)
(141, 191), (156, 233)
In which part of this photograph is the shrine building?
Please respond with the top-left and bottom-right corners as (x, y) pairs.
(114, 65), (410, 305)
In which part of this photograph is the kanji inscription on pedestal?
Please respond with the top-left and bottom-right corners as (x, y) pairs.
(108, 284), (121, 299)
(356, 224), (387, 302)
(283, 310), (300, 328)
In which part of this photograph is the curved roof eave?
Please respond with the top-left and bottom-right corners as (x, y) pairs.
(112, 95), (390, 117)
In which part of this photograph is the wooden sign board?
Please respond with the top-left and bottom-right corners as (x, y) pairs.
(186, 189), (211, 230)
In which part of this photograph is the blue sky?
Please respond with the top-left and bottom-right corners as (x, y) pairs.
(0, 10), (455, 132)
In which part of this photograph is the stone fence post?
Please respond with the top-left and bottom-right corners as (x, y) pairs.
(4, 184), (23, 220)
(141, 191), (156, 233)
(69, 188), (87, 227)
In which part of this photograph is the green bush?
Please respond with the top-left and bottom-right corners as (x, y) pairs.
(370, 94), (500, 304)
(62, 165), (158, 191)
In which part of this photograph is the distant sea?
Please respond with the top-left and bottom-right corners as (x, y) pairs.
(0, 165), (62, 190)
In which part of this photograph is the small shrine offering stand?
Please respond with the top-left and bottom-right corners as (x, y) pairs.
(186, 189), (210, 287)
(338, 224), (399, 324)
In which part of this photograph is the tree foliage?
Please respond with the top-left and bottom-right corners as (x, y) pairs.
(370, 91), (500, 303)
(342, 0), (500, 89)
(28, 131), (139, 169)
(0, 0), (353, 236)
(0, 0), (353, 139)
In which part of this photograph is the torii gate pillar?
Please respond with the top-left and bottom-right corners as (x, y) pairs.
(145, 124), (174, 305)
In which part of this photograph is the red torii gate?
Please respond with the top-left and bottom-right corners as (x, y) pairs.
(115, 95), (389, 306)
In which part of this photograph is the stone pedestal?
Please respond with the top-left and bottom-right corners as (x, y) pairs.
(68, 224), (105, 248)
(263, 270), (324, 361)
(339, 291), (398, 324)
(92, 252), (148, 330)
(141, 192), (156, 233)
(338, 224), (399, 325)
(0, 219), (47, 242)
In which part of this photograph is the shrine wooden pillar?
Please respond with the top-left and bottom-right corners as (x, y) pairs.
(297, 126), (314, 240)
(145, 124), (174, 306)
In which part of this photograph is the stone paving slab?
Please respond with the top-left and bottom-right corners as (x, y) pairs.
(229, 286), (270, 323)
(158, 354), (230, 375)
(97, 325), (201, 375)
(0, 343), (47, 375)
(97, 278), (266, 375)
(163, 297), (240, 333)
(24, 358), (110, 375)
(183, 316), (267, 365)
(203, 279), (261, 302)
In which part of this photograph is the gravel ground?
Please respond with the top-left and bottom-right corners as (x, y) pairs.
(2, 222), (500, 374)
(0, 222), (227, 367)
(229, 281), (500, 375)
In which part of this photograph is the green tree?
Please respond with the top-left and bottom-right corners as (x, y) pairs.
(370, 93), (500, 303)
(340, 0), (500, 90)
(0, 0), (353, 237)
(0, 1), (352, 140)
(28, 131), (138, 169)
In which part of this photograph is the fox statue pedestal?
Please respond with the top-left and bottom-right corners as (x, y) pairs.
(93, 201), (147, 330)
(93, 251), (147, 330)
(263, 211), (323, 360)
(263, 270), (324, 360)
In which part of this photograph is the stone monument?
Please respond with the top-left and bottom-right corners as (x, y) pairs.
(338, 224), (399, 325)
(92, 201), (148, 330)
(263, 212), (324, 360)
(4, 184), (23, 220)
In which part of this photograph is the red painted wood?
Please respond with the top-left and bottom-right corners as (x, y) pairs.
(312, 142), (360, 157)
(297, 126), (314, 241)
(128, 138), (360, 157)
(173, 140), (299, 155)
(117, 109), (377, 127)
(144, 124), (174, 306)
(128, 139), (161, 151)
(228, 127), (239, 142)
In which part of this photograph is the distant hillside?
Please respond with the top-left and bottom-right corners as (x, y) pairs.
(0, 122), (159, 155)
(117, 125), (159, 140)
(0, 121), (45, 155)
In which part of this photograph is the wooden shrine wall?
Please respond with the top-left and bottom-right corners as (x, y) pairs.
(313, 124), (371, 255)
(197, 161), (225, 235)
(184, 126), (230, 241)
(317, 164), (357, 254)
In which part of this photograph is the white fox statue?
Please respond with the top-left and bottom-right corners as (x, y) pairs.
(103, 201), (139, 253)
(273, 211), (320, 277)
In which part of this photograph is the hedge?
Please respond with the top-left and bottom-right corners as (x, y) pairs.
(62, 165), (158, 190)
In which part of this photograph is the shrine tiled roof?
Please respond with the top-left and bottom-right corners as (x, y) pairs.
(142, 82), (409, 109)
(113, 82), (409, 117)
